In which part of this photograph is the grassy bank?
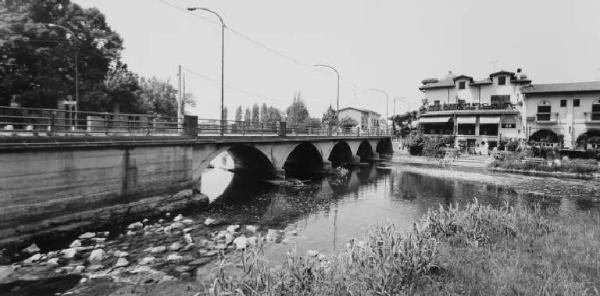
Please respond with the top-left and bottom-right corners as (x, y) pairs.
(489, 158), (599, 176)
(203, 202), (600, 295)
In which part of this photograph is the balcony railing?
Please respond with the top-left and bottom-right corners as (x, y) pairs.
(584, 112), (600, 122)
(535, 112), (559, 123)
(422, 102), (516, 113)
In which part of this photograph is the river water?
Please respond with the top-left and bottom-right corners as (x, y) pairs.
(199, 153), (599, 261)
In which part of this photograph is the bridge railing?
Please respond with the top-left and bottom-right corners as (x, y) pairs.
(0, 106), (391, 137)
(0, 106), (181, 136)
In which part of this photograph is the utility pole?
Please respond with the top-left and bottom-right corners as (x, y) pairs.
(177, 65), (182, 131)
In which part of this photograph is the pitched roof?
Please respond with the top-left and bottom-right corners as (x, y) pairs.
(489, 70), (516, 78)
(471, 78), (493, 86)
(338, 107), (381, 116)
(521, 81), (600, 94)
(453, 75), (474, 82)
(418, 79), (454, 90)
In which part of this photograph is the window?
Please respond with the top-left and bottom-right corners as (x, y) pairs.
(498, 76), (506, 85)
(490, 95), (510, 107)
(574, 99), (580, 107)
(537, 101), (551, 121)
(560, 100), (567, 107)
(458, 81), (466, 89)
(501, 117), (516, 128)
(592, 100), (600, 121)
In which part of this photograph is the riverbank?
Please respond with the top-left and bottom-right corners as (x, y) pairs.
(53, 201), (599, 295)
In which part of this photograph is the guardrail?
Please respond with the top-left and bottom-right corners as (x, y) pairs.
(0, 106), (390, 137)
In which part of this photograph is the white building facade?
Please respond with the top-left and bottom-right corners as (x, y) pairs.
(418, 69), (531, 153)
(338, 107), (381, 131)
(522, 82), (600, 149)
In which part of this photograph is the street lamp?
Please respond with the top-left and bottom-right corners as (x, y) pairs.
(314, 64), (340, 114)
(187, 7), (226, 135)
(48, 23), (79, 114)
(368, 88), (389, 131)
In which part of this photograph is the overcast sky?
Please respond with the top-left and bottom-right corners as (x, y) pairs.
(73, 0), (600, 119)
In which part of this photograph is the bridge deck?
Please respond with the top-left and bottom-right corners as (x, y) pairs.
(0, 135), (390, 151)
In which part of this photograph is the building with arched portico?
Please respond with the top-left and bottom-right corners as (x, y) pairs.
(522, 81), (600, 149)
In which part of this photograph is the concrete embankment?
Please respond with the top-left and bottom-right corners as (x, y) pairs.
(0, 140), (201, 249)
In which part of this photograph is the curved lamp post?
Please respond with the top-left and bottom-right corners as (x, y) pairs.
(368, 88), (389, 131)
(187, 7), (226, 135)
(48, 23), (80, 114)
(314, 64), (340, 114)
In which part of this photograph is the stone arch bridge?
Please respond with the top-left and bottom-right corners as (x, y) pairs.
(0, 135), (392, 247)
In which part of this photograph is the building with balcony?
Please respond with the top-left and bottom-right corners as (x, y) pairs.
(338, 107), (381, 131)
(417, 69), (531, 153)
(522, 81), (600, 149)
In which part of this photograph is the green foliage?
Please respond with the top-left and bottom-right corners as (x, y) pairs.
(251, 103), (259, 124)
(244, 107), (251, 123)
(489, 155), (599, 176)
(137, 77), (178, 117)
(408, 135), (455, 158)
(234, 106), (242, 122)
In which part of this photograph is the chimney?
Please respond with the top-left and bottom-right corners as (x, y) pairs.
(517, 68), (522, 73)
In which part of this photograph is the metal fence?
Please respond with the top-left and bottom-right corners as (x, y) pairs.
(0, 106), (390, 137)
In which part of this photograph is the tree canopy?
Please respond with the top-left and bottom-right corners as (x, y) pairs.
(286, 92), (310, 125)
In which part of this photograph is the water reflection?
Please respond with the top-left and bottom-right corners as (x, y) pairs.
(196, 160), (597, 262)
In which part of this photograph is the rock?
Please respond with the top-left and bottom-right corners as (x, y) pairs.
(166, 254), (183, 263)
(79, 232), (96, 240)
(174, 265), (191, 273)
(266, 229), (281, 242)
(170, 222), (184, 230)
(306, 250), (319, 257)
(114, 251), (129, 257)
(226, 225), (240, 233)
(0, 265), (14, 283)
(183, 233), (193, 244)
(173, 214), (183, 222)
(169, 242), (182, 251)
(99, 231), (110, 237)
(24, 253), (42, 264)
(246, 236), (258, 247)
(225, 233), (234, 245)
(87, 264), (104, 272)
(62, 248), (77, 259)
(126, 230), (137, 236)
(158, 219), (165, 223)
(165, 212), (171, 217)
(183, 227), (193, 233)
(115, 257), (129, 268)
(139, 256), (155, 265)
(47, 258), (60, 267)
(182, 243), (195, 251)
(245, 225), (258, 233)
(182, 219), (194, 225)
(215, 244), (227, 250)
(23, 243), (40, 254)
(79, 277), (88, 284)
(88, 249), (105, 263)
(189, 257), (212, 266)
(196, 239), (210, 248)
(203, 218), (217, 226)
(233, 237), (247, 250)
(161, 275), (177, 282)
(69, 240), (82, 248)
(73, 265), (85, 274)
(149, 246), (167, 253)
(92, 238), (106, 243)
(128, 222), (144, 230)
(143, 218), (149, 223)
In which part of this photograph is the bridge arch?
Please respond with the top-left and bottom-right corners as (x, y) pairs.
(375, 138), (394, 155)
(283, 142), (324, 178)
(576, 129), (600, 149)
(328, 141), (354, 167)
(356, 140), (375, 162)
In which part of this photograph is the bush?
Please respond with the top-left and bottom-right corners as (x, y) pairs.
(489, 154), (599, 175)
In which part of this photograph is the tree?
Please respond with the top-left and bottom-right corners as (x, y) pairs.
(286, 92), (310, 125)
(260, 103), (269, 123)
(267, 107), (282, 124)
(222, 106), (228, 121)
(244, 107), (251, 124)
(339, 116), (358, 128)
(251, 103), (260, 126)
(235, 106), (242, 122)
(321, 105), (338, 128)
(100, 61), (141, 113)
(0, 0), (124, 109)
(137, 77), (177, 117)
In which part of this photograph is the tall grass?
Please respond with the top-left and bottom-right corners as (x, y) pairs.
(489, 158), (599, 176)
(201, 202), (600, 295)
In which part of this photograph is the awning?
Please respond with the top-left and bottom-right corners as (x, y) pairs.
(419, 117), (451, 123)
(457, 117), (476, 124)
(479, 117), (500, 124)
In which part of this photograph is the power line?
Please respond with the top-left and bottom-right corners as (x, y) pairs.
(156, 0), (368, 92)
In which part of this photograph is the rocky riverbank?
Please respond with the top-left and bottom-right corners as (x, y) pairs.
(0, 211), (303, 295)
